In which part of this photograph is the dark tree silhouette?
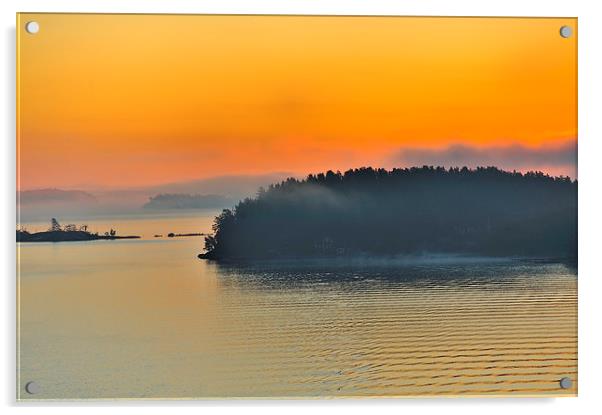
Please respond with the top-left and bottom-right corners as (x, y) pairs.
(200, 166), (577, 260)
(50, 218), (61, 232)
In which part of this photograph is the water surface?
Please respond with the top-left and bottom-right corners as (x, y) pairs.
(17, 217), (577, 399)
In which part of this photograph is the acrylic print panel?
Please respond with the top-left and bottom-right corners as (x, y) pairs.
(16, 14), (577, 400)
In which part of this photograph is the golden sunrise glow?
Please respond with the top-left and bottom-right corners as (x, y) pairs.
(17, 14), (577, 189)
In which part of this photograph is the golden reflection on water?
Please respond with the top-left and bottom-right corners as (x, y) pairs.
(18, 234), (577, 399)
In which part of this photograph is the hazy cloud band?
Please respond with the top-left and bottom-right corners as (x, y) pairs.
(393, 140), (576, 176)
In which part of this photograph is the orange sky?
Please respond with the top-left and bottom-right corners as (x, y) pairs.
(17, 14), (577, 190)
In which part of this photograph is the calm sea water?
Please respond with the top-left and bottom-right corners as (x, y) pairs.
(17, 215), (577, 399)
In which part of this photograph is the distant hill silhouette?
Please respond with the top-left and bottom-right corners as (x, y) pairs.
(199, 166), (577, 261)
(17, 173), (295, 222)
(143, 193), (233, 210)
(18, 188), (98, 204)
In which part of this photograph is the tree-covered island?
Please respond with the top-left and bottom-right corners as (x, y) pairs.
(17, 218), (140, 242)
(199, 167), (577, 261)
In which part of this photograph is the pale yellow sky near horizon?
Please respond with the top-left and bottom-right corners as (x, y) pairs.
(17, 14), (577, 190)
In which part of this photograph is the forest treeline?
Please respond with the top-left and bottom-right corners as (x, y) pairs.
(200, 167), (577, 260)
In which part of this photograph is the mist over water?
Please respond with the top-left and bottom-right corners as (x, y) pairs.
(17, 217), (577, 399)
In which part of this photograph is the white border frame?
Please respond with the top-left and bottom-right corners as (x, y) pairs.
(3, 1), (601, 414)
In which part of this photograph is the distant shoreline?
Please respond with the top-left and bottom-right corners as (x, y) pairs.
(17, 230), (140, 243)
